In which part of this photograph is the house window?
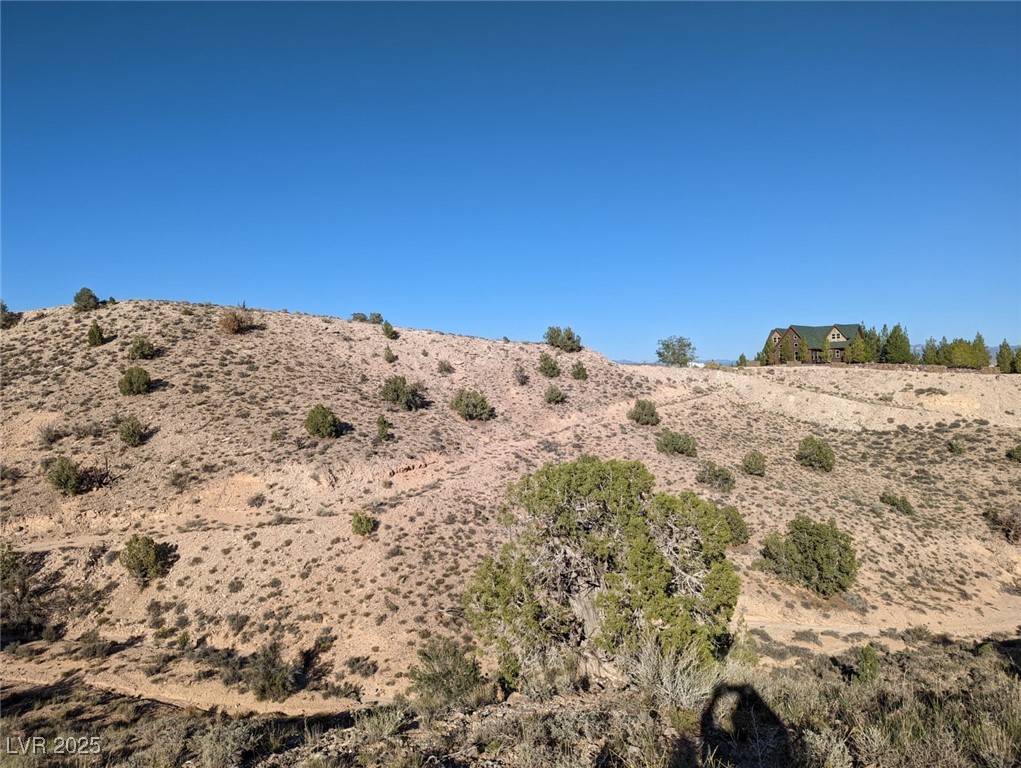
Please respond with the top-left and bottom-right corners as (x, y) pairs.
(834, 350), (841, 359)
(831, 333), (839, 340)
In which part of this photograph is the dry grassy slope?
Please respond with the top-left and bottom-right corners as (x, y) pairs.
(2, 300), (1019, 715)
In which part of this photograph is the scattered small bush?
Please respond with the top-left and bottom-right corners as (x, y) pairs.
(451, 389), (494, 421)
(118, 415), (145, 447)
(948, 439), (966, 455)
(128, 335), (157, 360)
(246, 640), (296, 702)
(77, 629), (114, 659)
(742, 450), (766, 476)
(380, 376), (426, 410)
(513, 363), (529, 385)
(383, 345), (396, 364)
(407, 637), (488, 718)
(720, 505), (749, 544)
(986, 507), (1021, 544)
(368, 312), (383, 325)
(352, 512), (378, 536)
(437, 359), (454, 375)
(696, 460), (735, 492)
(544, 326), (582, 353)
(219, 307), (252, 335)
(796, 436), (835, 471)
(657, 429), (696, 456)
(760, 515), (857, 596)
(305, 405), (345, 438)
(73, 287), (100, 312)
(46, 456), (81, 496)
(87, 321), (103, 347)
(544, 384), (567, 404)
(538, 352), (560, 378)
(570, 361), (588, 380)
(1007, 444), (1021, 463)
(351, 312), (368, 322)
(119, 367), (152, 395)
(879, 490), (914, 515)
(376, 414), (392, 441)
(119, 534), (174, 586)
(628, 399), (660, 426)
(381, 320), (398, 339)
(0, 300), (20, 329)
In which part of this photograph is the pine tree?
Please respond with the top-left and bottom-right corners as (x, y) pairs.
(884, 324), (913, 364)
(820, 335), (832, 363)
(971, 332), (990, 368)
(1013, 348), (1021, 374)
(762, 338), (776, 366)
(737, 353), (748, 367)
(996, 340), (1014, 373)
(779, 337), (793, 364)
(87, 321), (103, 347)
(921, 337), (939, 365)
(844, 334), (869, 364)
(863, 325), (881, 362)
(797, 337), (810, 364)
(878, 325), (890, 362)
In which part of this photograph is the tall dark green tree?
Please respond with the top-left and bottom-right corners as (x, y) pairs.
(863, 325), (881, 362)
(1014, 348), (1021, 374)
(971, 332), (991, 368)
(878, 325), (890, 361)
(779, 337), (793, 364)
(996, 340), (1014, 373)
(737, 353), (748, 368)
(921, 337), (940, 365)
(656, 336), (695, 367)
(820, 334), (832, 363)
(844, 334), (869, 364)
(883, 324), (913, 364)
(797, 337), (810, 364)
(761, 338), (775, 366)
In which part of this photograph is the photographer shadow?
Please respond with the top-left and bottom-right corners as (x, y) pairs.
(699, 682), (794, 767)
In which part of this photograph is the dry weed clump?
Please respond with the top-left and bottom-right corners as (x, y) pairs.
(219, 307), (252, 335)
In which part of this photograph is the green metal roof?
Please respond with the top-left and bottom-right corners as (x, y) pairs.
(787, 324), (862, 350)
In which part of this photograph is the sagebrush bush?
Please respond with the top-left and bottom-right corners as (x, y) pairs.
(570, 362), (588, 380)
(437, 359), (454, 375)
(760, 515), (857, 596)
(544, 326), (582, 353)
(118, 415), (145, 447)
(742, 450), (766, 476)
(245, 640), (296, 702)
(986, 507), (1021, 544)
(119, 367), (151, 395)
(87, 321), (103, 347)
(513, 363), (529, 385)
(73, 287), (100, 312)
(119, 534), (173, 586)
(128, 335), (157, 360)
(538, 352), (560, 378)
(451, 389), (493, 421)
(657, 430), (696, 456)
(381, 320), (398, 339)
(305, 405), (344, 438)
(376, 414), (391, 441)
(720, 505), (749, 544)
(544, 384), (567, 404)
(383, 345), (396, 364)
(628, 399), (660, 426)
(697, 461), (735, 492)
(352, 512), (378, 536)
(219, 307), (252, 335)
(46, 456), (81, 496)
(380, 376), (425, 410)
(879, 490), (914, 515)
(407, 637), (487, 718)
(796, 436), (835, 471)
(1007, 444), (1021, 463)
(368, 312), (383, 325)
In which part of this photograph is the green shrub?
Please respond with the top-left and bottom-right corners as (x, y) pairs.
(0, 300), (20, 329)
(854, 644), (880, 684)
(760, 515), (857, 596)
(742, 450), (766, 476)
(544, 326), (582, 353)
(383, 345), (396, 364)
(796, 436), (835, 471)
(305, 405), (344, 438)
(1007, 444), (1021, 463)
(879, 490), (914, 515)
(656, 430), (696, 456)
(119, 534), (174, 586)
(948, 439), (966, 455)
(119, 367), (151, 395)
(464, 458), (742, 676)
(87, 321), (103, 347)
(570, 362), (588, 380)
(381, 320), (398, 339)
(73, 287), (100, 312)
(628, 399), (660, 426)
(368, 312), (383, 325)
(351, 312), (368, 322)
(380, 376), (426, 410)
(1, 544), (47, 642)
(128, 335), (157, 360)
(720, 505), (749, 544)
(451, 389), (493, 421)
(376, 414), (392, 441)
(437, 359), (454, 375)
(544, 384), (567, 404)
(538, 352), (560, 378)
(118, 415), (145, 447)
(352, 512), (378, 536)
(407, 637), (487, 717)
(697, 461), (735, 492)
(513, 363), (529, 385)
(46, 456), (81, 496)
(245, 640), (296, 702)
(219, 307), (252, 335)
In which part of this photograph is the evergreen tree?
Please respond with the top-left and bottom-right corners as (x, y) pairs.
(820, 335), (832, 363)
(1013, 348), (1021, 374)
(883, 324), (913, 364)
(779, 337), (793, 364)
(844, 334), (869, 364)
(87, 321), (103, 347)
(737, 353), (748, 367)
(936, 337), (951, 366)
(863, 325), (881, 362)
(762, 338), (775, 366)
(878, 325), (890, 362)
(971, 332), (991, 368)
(797, 337), (810, 364)
(921, 337), (940, 365)
(996, 340), (1014, 373)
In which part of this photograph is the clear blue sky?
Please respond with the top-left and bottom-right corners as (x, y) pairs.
(3, 2), (1019, 361)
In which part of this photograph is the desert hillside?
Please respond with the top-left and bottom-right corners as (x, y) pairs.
(2, 300), (1020, 721)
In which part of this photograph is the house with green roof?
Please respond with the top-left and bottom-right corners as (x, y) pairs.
(764, 324), (863, 364)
